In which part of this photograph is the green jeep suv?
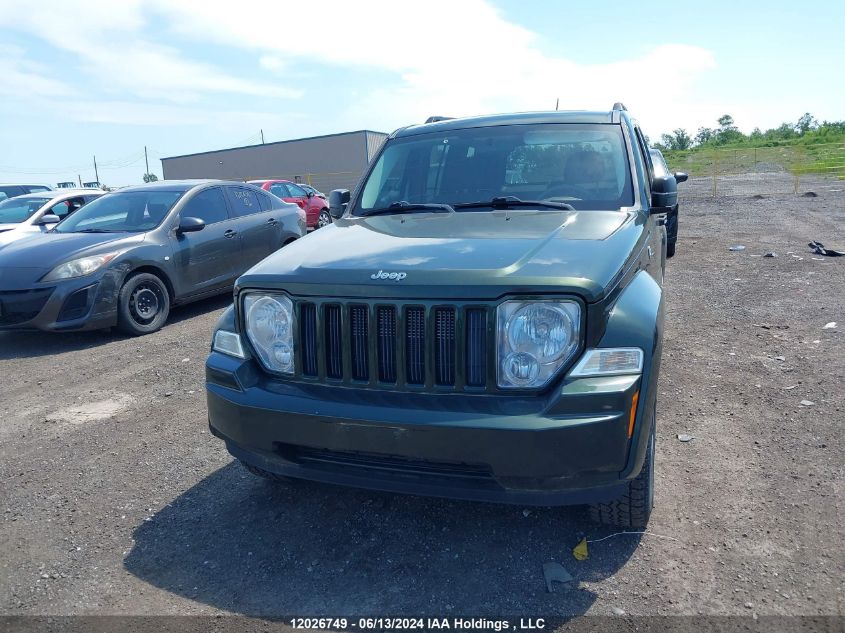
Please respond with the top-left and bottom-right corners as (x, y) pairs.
(205, 104), (672, 527)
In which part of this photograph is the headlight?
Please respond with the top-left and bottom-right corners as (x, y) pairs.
(569, 348), (643, 377)
(497, 300), (581, 388)
(42, 252), (120, 281)
(243, 293), (294, 374)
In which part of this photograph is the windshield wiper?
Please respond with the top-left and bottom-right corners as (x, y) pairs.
(359, 201), (455, 217)
(454, 196), (576, 211)
(73, 228), (128, 233)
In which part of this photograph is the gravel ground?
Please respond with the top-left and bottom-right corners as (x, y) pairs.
(0, 191), (843, 621)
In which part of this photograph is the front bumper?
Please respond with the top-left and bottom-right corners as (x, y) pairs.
(0, 271), (120, 332)
(206, 352), (653, 506)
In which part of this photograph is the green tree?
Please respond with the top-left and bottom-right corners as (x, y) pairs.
(143, 173), (158, 183)
(795, 113), (818, 135)
(694, 127), (714, 146)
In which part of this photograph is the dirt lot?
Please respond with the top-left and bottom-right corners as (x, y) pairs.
(1, 191), (843, 621)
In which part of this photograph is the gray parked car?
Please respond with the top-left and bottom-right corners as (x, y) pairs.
(0, 183), (52, 201)
(0, 180), (304, 335)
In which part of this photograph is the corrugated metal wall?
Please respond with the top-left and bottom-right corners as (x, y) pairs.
(161, 130), (385, 193)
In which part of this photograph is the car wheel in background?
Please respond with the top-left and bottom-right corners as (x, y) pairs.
(318, 209), (332, 228)
(589, 403), (655, 528)
(116, 272), (171, 336)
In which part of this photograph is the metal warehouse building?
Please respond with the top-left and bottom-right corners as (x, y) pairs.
(160, 130), (388, 194)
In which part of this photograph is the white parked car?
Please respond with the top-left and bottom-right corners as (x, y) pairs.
(0, 189), (104, 246)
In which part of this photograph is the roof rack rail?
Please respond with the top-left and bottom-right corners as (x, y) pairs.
(612, 102), (627, 111)
(425, 116), (453, 124)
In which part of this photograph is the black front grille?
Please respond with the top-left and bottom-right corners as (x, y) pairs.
(0, 288), (53, 325)
(279, 444), (496, 483)
(292, 300), (492, 391)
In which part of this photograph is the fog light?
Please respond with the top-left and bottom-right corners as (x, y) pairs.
(502, 352), (540, 384)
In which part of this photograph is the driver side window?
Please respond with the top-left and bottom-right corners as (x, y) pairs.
(180, 187), (229, 225)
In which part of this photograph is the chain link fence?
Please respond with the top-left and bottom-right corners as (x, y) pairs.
(663, 140), (845, 197)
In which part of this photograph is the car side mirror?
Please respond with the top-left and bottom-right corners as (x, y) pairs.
(36, 214), (61, 225)
(673, 171), (688, 184)
(650, 174), (678, 212)
(306, 191), (314, 199)
(177, 216), (206, 234)
(329, 189), (350, 219)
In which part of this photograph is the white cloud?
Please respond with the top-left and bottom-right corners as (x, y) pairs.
(0, 44), (70, 98)
(0, 0), (301, 102)
(147, 0), (718, 135)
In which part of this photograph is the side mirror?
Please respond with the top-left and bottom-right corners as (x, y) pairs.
(650, 174), (678, 212)
(36, 214), (61, 225)
(305, 190), (314, 199)
(177, 216), (206, 234)
(673, 171), (688, 184)
(329, 189), (350, 219)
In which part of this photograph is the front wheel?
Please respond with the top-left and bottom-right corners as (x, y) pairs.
(589, 420), (655, 528)
(116, 272), (170, 335)
(317, 209), (332, 228)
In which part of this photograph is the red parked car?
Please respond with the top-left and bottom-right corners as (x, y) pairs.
(249, 179), (329, 229)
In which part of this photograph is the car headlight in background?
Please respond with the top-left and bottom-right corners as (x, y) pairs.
(497, 300), (581, 388)
(569, 348), (643, 377)
(42, 252), (120, 281)
(243, 293), (294, 374)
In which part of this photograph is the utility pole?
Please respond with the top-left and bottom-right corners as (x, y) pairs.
(260, 129), (265, 144)
(144, 146), (150, 176)
(93, 155), (99, 184)
(78, 174), (82, 187)
(555, 98), (559, 111)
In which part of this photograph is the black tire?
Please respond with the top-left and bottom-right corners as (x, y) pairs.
(240, 459), (291, 482)
(589, 420), (655, 528)
(317, 209), (332, 228)
(116, 272), (170, 336)
(666, 240), (676, 258)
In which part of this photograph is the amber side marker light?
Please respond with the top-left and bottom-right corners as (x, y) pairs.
(628, 390), (640, 438)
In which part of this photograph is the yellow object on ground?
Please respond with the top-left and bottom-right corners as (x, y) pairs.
(572, 537), (589, 561)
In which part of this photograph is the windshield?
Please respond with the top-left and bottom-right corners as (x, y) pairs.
(55, 190), (184, 233)
(0, 197), (50, 224)
(355, 123), (634, 214)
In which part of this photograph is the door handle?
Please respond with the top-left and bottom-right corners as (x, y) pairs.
(224, 229), (237, 238)
(266, 218), (278, 225)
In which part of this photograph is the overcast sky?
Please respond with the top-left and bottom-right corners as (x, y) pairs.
(1, 0), (842, 186)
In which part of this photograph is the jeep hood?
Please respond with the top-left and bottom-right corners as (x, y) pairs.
(239, 209), (648, 302)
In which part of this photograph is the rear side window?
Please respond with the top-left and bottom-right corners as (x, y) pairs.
(257, 191), (275, 211)
(181, 187), (229, 225)
(227, 187), (261, 217)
